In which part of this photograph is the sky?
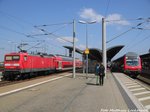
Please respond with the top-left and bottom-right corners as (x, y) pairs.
(0, 0), (150, 61)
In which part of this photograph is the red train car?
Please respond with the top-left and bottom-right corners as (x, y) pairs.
(54, 55), (82, 70)
(2, 52), (82, 80)
(54, 55), (73, 71)
(111, 52), (142, 78)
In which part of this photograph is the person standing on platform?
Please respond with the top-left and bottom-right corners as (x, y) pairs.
(99, 63), (105, 86)
(95, 63), (100, 85)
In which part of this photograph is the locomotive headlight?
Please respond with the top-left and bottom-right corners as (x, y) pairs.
(14, 64), (20, 66)
(5, 64), (11, 66)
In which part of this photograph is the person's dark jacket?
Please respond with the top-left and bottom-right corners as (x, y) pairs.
(99, 64), (105, 76)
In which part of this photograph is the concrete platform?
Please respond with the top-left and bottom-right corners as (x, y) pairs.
(0, 72), (135, 112)
(113, 72), (150, 112)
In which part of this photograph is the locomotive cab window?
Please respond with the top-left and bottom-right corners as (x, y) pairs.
(5, 56), (12, 61)
(13, 56), (20, 60)
(5, 56), (20, 61)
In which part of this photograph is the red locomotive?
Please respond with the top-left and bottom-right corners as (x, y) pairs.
(2, 52), (82, 80)
(111, 52), (142, 78)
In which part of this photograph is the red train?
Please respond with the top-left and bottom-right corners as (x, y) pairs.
(111, 52), (142, 78)
(2, 52), (82, 81)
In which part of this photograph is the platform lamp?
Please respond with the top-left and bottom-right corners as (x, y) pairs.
(78, 20), (96, 79)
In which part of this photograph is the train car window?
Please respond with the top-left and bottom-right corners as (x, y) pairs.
(5, 56), (12, 61)
(126, 59), (139, 66)
(12, 56), (20, 60)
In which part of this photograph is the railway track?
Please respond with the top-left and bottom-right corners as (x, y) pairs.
(137, 74), (150, 85)
(0, 72), (69, 87)
(0, 69), (82, 87)
(0, 81), (12, 87)
(136, 77), (150, 89)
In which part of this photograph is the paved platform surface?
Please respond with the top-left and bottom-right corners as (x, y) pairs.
(113, 73), (150, 112)
(0, 72), (131, 112)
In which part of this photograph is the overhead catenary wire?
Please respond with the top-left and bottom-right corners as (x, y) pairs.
(34, 28), (73, 43)
(34, 22), (72, 27)
(106, 17), (149, 22)
(0, 25), (28, 37)
(33, 23), (73, 43)
(0, 10), (49, 41)
(123, 22), (150, 52)
(105, 0), (110, 17)
(0, 36), (11, 42)
(0, 11), (25, 29)
(127, 34), (150, 51)
(133, 27), (150, 30)
(0, 11), (73, 55)
(18, 39), (65, 54)
(0, 25), (35, 38)
(106, 28), (133, 43)
(31, 22), (75, 54)
(27, 41), (45, 51)
(124, 30), (144, 50)
(118, 21), (150, 51)
(30, 23), (69, 37)
(106, 21), (146, 43)
(0, 10), (34, 26)
(29, 22), (74, 54)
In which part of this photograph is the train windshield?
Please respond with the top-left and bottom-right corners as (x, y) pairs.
(5, 55), (20, 61)
(126, 59), (139, 66)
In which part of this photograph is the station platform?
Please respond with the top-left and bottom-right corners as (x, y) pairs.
(0, 72), (149, 112)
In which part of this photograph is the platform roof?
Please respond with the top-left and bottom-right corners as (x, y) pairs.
(64, 45), (124, 62)
(140, 52), (150, 59)
(107, 45), (124, 61)
(63, 46), (83, 54)
(88, 48), (102, 62)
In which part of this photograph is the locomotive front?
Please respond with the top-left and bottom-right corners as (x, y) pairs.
(2, 53), (23, 80)
(124, 52), (142, 77)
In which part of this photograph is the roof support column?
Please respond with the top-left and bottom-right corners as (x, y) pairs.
(69, 49), (72, 57)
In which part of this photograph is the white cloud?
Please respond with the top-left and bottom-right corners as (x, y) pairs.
(57, 36), (78, 43)
(106, 14), (130, 25)
(79, 8), (103, 22)
(79, 8), (130, 26)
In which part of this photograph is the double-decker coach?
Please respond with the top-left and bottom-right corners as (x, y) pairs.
(111, 52), (142, 78)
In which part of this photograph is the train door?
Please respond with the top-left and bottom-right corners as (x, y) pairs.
(22, 55), (28, 70)
(58, 61), (62, 70)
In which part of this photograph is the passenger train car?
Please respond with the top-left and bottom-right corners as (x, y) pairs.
(2, 52), (82, 81)
(111, 52), (142, 78)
